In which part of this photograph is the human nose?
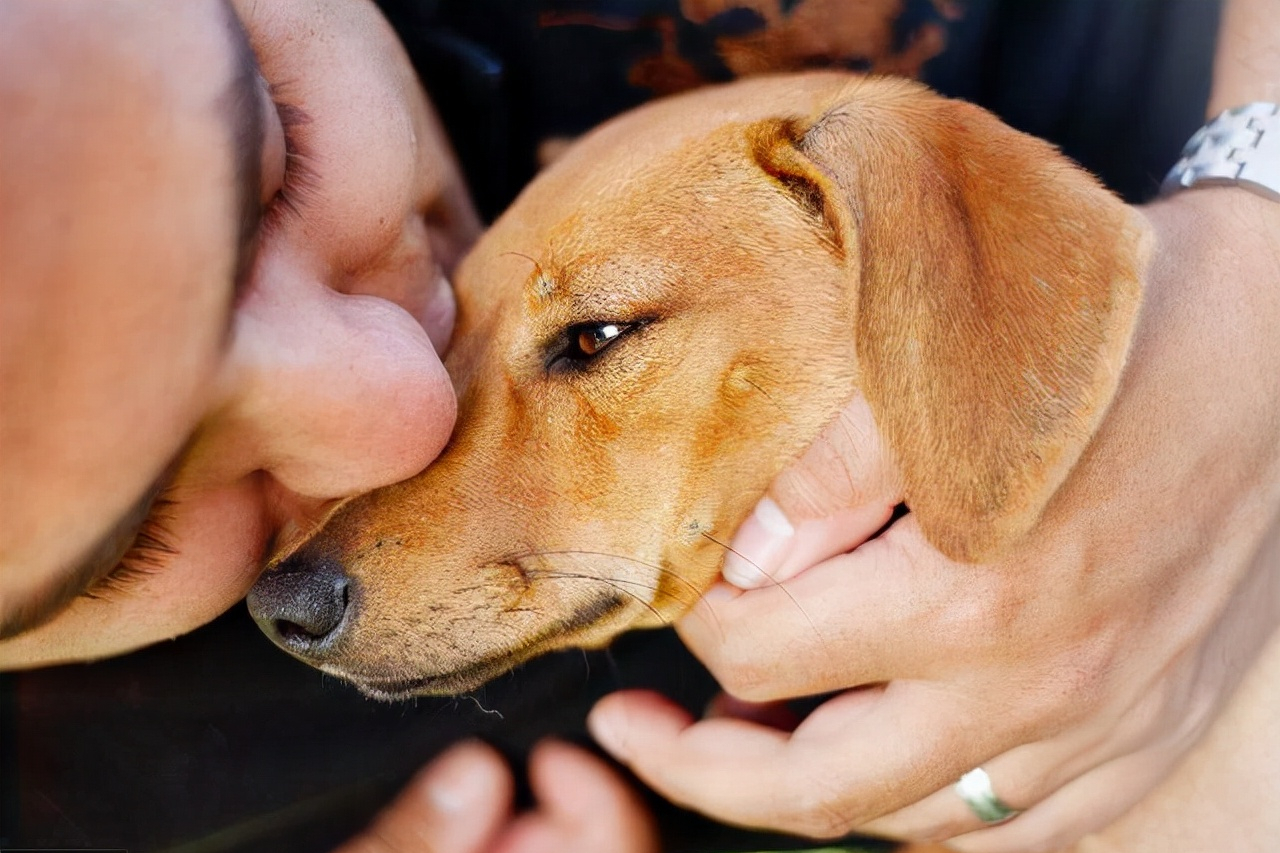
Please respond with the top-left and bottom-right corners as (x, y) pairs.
(208, 265), (457, 501)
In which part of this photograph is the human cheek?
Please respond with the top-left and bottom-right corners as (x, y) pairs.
(0, 478), (268, 668)
(240, 0), (480, 340)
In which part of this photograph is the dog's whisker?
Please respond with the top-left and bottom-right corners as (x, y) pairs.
(698, 530), (824, 648)
(512, 547), (706, 606)
(463, 694), (504, 718)
(530, 570), (667, 623)
(737, 374), (848, 474)
(541, 546), (723, 638)
(740, 375), (781, 408)
(499, 250), (547, 280)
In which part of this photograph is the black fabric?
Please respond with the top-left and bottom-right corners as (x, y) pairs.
(924, 0), (1222, 202)
(380, 0), (960, 219)
(4, 609), (848, 853)
(381, 0), (1220, 217)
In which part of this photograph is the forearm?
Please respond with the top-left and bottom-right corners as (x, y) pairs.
(1207, 0), (1280, 114)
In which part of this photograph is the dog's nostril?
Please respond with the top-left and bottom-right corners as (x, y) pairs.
(246, 555), (351, 656)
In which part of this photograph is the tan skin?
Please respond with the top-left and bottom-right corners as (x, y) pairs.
(0, 0), (469, 662)
(0, 2), (653, 851)
(2, 1), (1275, 852)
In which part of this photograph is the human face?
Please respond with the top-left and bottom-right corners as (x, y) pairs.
(0, 0), (480, 666)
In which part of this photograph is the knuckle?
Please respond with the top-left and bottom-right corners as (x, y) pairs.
(713, 660), (783, 703)
(792, 794), (857, 838)
(704, 643), (779, 701)
(783, 770), (860, 839)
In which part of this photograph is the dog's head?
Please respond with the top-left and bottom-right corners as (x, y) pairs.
(247, 74), (1149, 698)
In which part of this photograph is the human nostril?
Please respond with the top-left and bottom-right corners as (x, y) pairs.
(247, 553), (352, 656)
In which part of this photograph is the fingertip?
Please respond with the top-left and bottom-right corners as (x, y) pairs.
(588, 690), (693, 762)
(339, 740), (514, 853)
(526, 739), (622, 810)
(412, 739), (512, 816)
(723, 496), (795, 589)
(525, 739), (660, 853)
(489, 815), (561, 853)
(699, 580), (740, 604)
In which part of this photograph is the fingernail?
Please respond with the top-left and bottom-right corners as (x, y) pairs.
(699, 581), (739, 605)
(722, 496), (794, 589)
(423, 743), (493, 814)
(586, 706), (627, 760)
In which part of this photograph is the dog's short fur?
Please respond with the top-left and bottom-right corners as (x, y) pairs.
(249, 73), (1149, 698)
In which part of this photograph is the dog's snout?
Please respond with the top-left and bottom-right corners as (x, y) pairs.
(247, 554), (351, 657)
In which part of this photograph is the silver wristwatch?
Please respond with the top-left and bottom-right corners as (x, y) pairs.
(1162, 102), (1280, 201)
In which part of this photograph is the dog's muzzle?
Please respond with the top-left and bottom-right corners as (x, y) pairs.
(247, 553), (352, 659)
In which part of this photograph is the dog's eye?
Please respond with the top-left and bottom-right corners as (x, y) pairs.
(577, 323), (623, 356)
(550, 321), (639, 371)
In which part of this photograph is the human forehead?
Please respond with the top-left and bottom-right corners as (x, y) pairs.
(0, 1), (246, 624)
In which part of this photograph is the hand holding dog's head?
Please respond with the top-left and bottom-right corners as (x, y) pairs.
(744, 84), (1149, 560)
(248, 74), (1149, 697)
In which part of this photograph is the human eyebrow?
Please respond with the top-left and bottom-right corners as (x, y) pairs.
(220, 0), (265, 316)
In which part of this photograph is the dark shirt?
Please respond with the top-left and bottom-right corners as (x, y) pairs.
(378, 0), (1221, 218)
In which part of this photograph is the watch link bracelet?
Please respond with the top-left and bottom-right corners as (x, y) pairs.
(1162, 102), (1280, 202)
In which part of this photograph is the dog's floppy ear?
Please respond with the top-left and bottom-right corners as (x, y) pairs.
(747, 80), (1150, 562)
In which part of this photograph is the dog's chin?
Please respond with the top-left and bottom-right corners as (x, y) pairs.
(336, 657), (523, 701)
(332, 592), (637, 700)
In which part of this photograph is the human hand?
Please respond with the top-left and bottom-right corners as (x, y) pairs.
(335, 740), (658, 853)
(589, 187), (1280, 852)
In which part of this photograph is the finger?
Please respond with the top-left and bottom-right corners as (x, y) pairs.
(945, 736), (1188, 853)
(722, 394), (902, 589)
(939, 670), (1218, 853)
(334, 740), (514, 853)
(705, 691), (802, 731)
(770, 393), (901, 522)
(681, 517), (994, 701)
(721, 497), (897, 589)
(589, 684), (1010, 839)
(861, 665), (1198, 845)
(493, 740), (658, 853)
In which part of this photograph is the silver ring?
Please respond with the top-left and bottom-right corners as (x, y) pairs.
(956, 768), (1021, 824)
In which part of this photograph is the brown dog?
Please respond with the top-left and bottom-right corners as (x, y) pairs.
(247, 72), (1149, 699)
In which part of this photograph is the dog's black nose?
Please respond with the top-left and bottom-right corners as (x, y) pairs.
(247, 553), (351, 657)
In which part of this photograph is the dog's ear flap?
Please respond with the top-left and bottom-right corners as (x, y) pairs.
(747, 117), (857, 258)
(747, 86), (1150, 562)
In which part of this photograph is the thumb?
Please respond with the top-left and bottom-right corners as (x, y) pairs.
(722, 394), (902, 589)
(333, 740), (514, 853)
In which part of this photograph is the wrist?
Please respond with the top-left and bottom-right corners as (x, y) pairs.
(1206, 0), (1280, 116)
(1144, 185), (1280, 266)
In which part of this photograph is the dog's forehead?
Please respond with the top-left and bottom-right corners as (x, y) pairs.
(498, 73), (865, 226)
(457, 73), (916, 316)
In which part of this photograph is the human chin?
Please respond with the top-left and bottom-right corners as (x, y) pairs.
(0, 479), (270, 669)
